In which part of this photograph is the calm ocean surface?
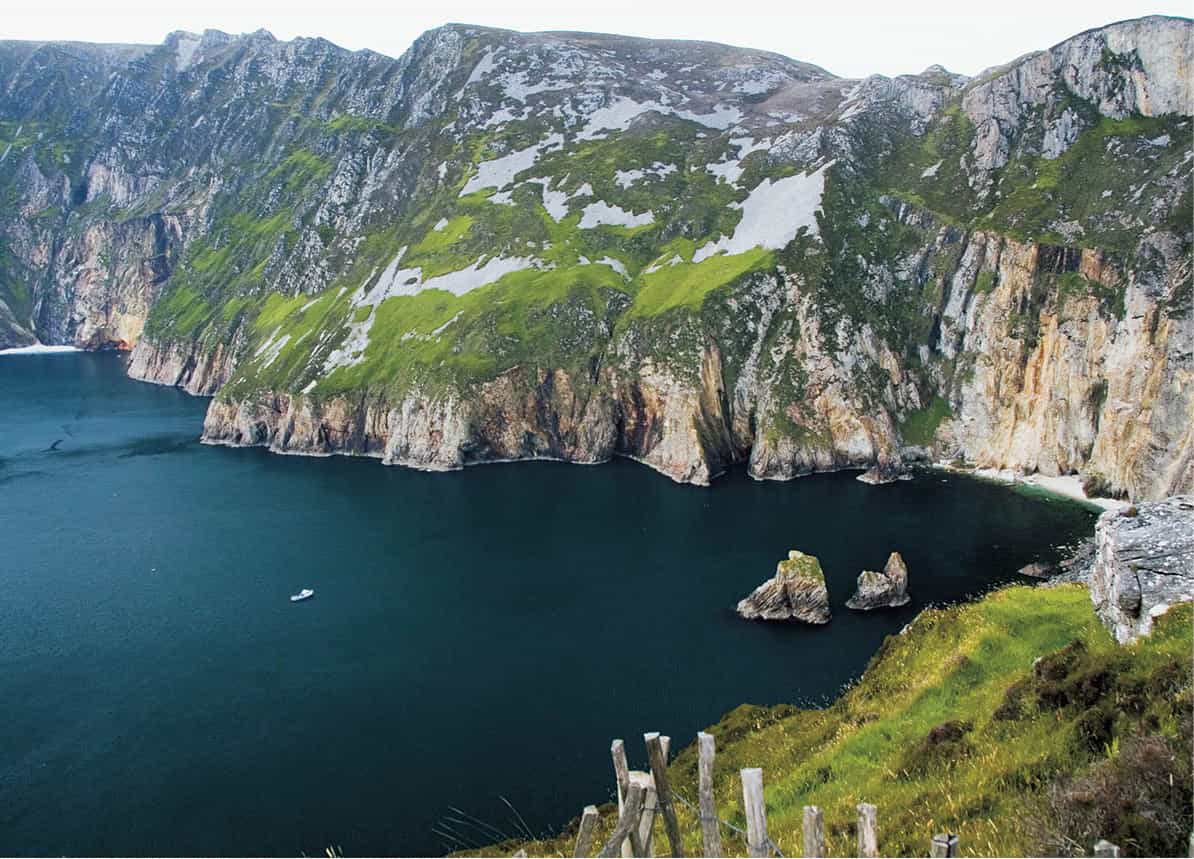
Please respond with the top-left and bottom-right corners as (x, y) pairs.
(0, 352), (1096, 856)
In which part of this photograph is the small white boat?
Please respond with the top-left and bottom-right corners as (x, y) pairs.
(290, 588), (315, 602)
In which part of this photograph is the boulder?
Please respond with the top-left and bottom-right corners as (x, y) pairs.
(737, 550), (831, 624)
(846, 551), (911, 610)
(856, 464), (912, 485)
(1089, 495), (1194, 643)
(1017, 561), (1055, 578)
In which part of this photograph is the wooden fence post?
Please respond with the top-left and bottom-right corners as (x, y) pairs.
(856, 803), (877, 858)
(574, 806), (599, 858)
(631, 771), (658, 857)
(740, 767), (769, 858)
(1093, 840), (1120, 858)
(930, 833), (958, 857)
(645, 732), (685, 857)
(636, 738), (669, 857)
(697, 733), (722, 858)
(612, 740), (633, 859)
(598, 783), (646, 858)
(802, 806), (824, 858)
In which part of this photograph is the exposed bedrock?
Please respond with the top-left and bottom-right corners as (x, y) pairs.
(187, 219), (1192, 497)
(1088, 495), (1194, 643)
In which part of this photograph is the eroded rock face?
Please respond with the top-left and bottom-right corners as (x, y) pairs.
(846, 551), (911, 610)
(1088, 495), (1194, 643)
(1, 18), (1189, 503)
(737, 550), (831, 624)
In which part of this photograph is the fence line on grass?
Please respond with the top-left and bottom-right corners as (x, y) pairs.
(553, 729), (1127, 859)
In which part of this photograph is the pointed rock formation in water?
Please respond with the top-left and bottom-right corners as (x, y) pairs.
(737, 550), (831, 624)
(846, 551), (911, 610)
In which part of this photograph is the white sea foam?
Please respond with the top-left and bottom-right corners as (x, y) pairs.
(0, 344), (81, 356)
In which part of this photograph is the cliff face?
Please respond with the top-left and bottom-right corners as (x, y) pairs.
(1088, 495), (1194, 642)
(1, 17), (1190, 498)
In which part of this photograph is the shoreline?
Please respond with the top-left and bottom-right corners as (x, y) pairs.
(0, 344), (82, 356)
(932, 461), (1129, 511)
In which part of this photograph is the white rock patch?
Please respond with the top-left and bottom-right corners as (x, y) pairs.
(322, 313), (374, 374)
(921, 160), (943, 178)
(258, 334), (290, 369)
(174, 34), (200, 71)
(705, 137), (770, 186)
(420, 256), (540, 296)
(459, 134), (563, 196)
(578, 200), (654, 229)
(577, 97), (744, 141)
(460, 143), (542, 195)
(614, 162), (677, 189)
(598, 256), (630, 279)
(462, 48), (499, 90)
(693, 163), (831, 262)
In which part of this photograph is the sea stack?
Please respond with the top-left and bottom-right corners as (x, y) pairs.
(737, 550), (831, 624)
(846, 551), (911, 610)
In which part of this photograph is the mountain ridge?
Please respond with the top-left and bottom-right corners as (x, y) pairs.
(0, 15), (1189, 500)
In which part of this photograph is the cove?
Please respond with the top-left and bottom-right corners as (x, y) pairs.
(0, 352), (1096, 857)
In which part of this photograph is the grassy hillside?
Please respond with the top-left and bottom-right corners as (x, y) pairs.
(470, 586), (1192, 857)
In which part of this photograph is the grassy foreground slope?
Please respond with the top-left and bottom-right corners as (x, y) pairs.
(472, 586), (1192, 857)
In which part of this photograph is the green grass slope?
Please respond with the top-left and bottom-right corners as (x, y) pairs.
(471, 586), (1192, 857)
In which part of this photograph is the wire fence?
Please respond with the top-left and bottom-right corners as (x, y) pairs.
(671, 787), (785, 858)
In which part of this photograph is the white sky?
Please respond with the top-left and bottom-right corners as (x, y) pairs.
(4, 0), (1189, 79)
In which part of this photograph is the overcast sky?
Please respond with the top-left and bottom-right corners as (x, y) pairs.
(4, 0), (1189, 78)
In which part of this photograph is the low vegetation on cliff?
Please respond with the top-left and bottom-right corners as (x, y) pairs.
(1, 18), (1189, 499)
(472, 586), (1192, 857)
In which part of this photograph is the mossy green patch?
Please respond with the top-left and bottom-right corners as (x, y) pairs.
(308, 262), (631, 397)
(627, 247), (774, 318)
(899, 395), (952, 446)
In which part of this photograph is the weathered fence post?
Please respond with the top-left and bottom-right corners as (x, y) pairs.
(802, 806), (824, 858)
(1093, 840), (1120, 858)
(598, 783), (646, 858)
(930, 833), (958, 857)
(574, 805), (599, 858)
(856, 803), (877, 858)
(636, 738), (669, 857)
(645, 732), (685, 857)
(631, 771), (658, 857)
(697, 733), (722, 858)
(612, 740), (633, 859)
(740, 767), (769, 858)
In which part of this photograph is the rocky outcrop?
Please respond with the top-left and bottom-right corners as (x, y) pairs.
(1088, 495), (1194, 643)
(736, 550), (831, 624)
(199, 366), (615, 470)
(961, 15), (1193, 176)
(857, 464), (911, 485)
(846, 551), (911, 610)
(128, 334), (238, 397)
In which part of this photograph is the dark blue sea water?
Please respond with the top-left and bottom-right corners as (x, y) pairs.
(0, 352), (1096, 856)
